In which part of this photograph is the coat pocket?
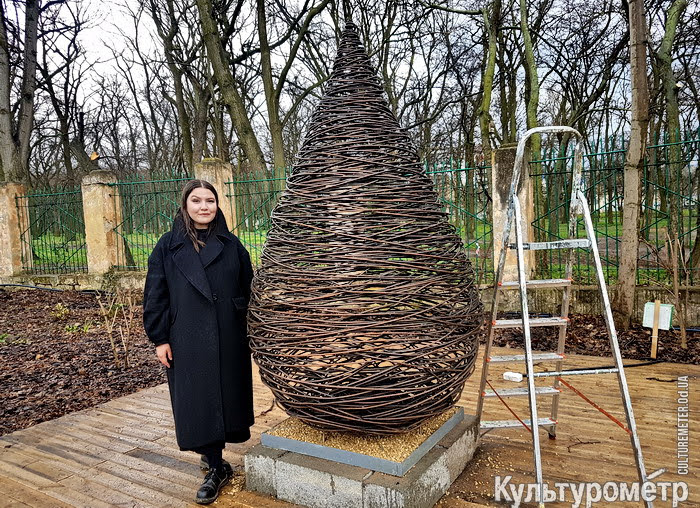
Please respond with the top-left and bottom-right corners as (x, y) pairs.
(169, 308), (178, 325)
(232, 296), (248, 311)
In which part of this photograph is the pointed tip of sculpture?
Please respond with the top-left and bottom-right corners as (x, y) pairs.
(342, 0), (354, 26)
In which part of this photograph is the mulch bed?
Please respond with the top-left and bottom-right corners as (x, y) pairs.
(0, 289), (697, 437)
(492, 313), (699, 364)
(0, 288), (165, 436)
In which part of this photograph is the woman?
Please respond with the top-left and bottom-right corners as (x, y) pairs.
(143, 179), (254, 505)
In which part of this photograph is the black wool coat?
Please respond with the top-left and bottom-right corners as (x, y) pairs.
(143, 210), (255, 451)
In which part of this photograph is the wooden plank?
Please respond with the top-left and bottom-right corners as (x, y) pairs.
(57, 475), (153, 507)
(3, 498), (32, 508)
(116, 448), (202, 486)
(105, 398), (174, 419)
(75, 469), (189, 507)
(92, 405), (174, 428)
(36, 485), (114, 508)
(4, 428), (111, 468)
(651, 299), (661, 358)
(94, 460), (195, 502)
(0, 451), (63, 490)
(43, 421), (137, 454)
(0, 442), (95, 477)
(0, 476), (72, 508)
(68, 411), (168, 441)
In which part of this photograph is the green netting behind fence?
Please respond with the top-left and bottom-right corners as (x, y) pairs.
(15, 188), (87, 274)
(111, 178), (190, 270)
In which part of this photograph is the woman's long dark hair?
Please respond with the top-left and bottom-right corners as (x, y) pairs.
(177, 179), (219, 252)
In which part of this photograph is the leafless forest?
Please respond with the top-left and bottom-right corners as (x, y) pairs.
(0, 0), (697, 187)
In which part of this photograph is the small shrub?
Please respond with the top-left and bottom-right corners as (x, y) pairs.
(96, 290), (135, 369)
(50, 303), (70, 321)
(65, 323), (81, 334)
(64, 320), (94, 335)
(81, 320), (94, 334)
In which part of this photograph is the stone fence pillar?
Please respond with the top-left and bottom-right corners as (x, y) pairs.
(491, 144), (536, 282)
(0, 182), (29, 276)
(82, 170), (121, 274)
(194, 159), (237, 233)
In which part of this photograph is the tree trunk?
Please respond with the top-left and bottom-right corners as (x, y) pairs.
(520, 0), (543, 270)
(196, 0), (266, 172)
(257, 0), (286, 177)
(478, 3), (499, 161)
(656, 0), (688, 276)
(612, 0), (649, 330)
(0, 6), (12, 181)
(0, 0), (39, 183)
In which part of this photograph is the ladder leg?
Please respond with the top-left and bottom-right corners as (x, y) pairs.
(578, 191), (652, 507)
(477, 198), (516, 420)
(549, 166), (580, 438)
(513, 197), (544, 507)
(476, 254), (505, 419)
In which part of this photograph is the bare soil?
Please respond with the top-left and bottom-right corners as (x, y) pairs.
(0, 288), (165, 436)
(0, 288), (696, 437)
(492, 312), (700, 364)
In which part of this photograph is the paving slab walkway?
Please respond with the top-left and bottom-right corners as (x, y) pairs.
(0, 347), (698, 507)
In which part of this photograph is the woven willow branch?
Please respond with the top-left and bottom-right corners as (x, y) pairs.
(248, 21), (483, 435)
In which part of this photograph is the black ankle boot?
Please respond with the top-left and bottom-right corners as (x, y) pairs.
(199, 455), (232, 475)
(195, 465), (231, 504)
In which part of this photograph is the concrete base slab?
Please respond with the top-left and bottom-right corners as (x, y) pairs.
(261, 408), (465, 476)
(245, 414), (479, 508)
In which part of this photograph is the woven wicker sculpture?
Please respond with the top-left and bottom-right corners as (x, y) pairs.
(248, 21), (483, 435)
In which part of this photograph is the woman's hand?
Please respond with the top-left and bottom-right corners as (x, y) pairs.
(156, 343), (173, 368)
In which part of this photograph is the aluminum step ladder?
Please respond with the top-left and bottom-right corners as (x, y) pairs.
(475, 126), (651, 507)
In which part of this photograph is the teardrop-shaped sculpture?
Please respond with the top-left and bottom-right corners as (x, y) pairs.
(248, 22), (483, 434)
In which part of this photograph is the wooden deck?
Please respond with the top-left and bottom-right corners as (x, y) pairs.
(0, 346), (697, 507)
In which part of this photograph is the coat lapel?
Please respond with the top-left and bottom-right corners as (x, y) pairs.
(199, 235), (224, 268)
(170, 235), (213, 303)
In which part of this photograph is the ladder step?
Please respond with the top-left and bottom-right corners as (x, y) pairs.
(492, 317), (568, 329)
(509, 239), (591, 250)
(488, 352), (565, 363)
(483, 386), (561, 397)
(500, 278), (572, 290)
(481, 417), (557, 429)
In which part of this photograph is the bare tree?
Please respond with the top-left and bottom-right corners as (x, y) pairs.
(0, 0), (45, 182)
(613, 0), (649, 330)
(195, 0), (266, 172)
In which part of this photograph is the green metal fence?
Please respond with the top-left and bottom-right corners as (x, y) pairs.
(530, 129), (700, 285)
(531, 142), (626, 284)
(13, 130), (698, 282)
(111, 178), (190, 270)
(15, 188), (88, 274)
(427, 163), (493, 284)
(641, 131), (700, 285)
(226, 166), (289, 267)
(227, 164), (494, 283)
